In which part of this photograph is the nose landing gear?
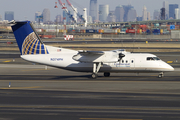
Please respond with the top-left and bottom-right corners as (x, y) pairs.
(158, 72), (164, 78)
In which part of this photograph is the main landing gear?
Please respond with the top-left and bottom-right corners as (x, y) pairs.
(158, 72), (164, 78)
(91, 62), (111, 79)
(91, 62), (102, 79)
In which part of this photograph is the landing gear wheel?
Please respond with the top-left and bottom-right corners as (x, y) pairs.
(104, 72), (110, 77)
(158, 72), (164, 78)
(92, 73), (98, 79)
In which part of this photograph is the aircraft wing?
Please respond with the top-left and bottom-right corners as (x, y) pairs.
(73, 50), (121, 63)
(78, 50), (104, 55)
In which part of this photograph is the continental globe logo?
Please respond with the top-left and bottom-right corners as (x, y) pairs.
(22, 32), (49, 55)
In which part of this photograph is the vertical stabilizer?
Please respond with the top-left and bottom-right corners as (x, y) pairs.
(11, 21), (49, 55)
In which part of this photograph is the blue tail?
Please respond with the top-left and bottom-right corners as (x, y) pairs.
(11, 21), (49, 55)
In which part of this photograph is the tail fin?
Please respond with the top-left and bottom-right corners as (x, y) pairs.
(11, 21), (49, 55)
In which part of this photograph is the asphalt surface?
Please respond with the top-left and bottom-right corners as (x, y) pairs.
(0, 53), (180, 120)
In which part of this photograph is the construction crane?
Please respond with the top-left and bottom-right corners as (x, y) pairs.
(54, 2), (58, 8)
(58, 0), (77, 23)
(66, 0), (87, 27)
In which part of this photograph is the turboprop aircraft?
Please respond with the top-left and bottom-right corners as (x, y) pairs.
(11, 21), (174, 78)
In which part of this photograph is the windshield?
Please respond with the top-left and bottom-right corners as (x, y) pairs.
(147, 57), (161, 61)
(153, 57), (160, 60)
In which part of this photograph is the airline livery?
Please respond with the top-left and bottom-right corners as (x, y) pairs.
(11, 21), (174, 78)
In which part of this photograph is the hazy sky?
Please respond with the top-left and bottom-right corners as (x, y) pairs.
(0, 0), (180, 21)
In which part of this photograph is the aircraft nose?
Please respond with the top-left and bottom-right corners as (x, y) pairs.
(168, 65), (174, 71)
(162, 62), (174, 71)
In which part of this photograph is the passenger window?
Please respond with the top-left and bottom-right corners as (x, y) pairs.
(122, 60), (124, 63)
(126, 60), (128, 63)
(132, 60), (134, 63)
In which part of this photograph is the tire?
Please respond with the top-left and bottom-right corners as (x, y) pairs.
(92, 73), (97, 79)
(158, 74), (163, 78)
(104, 72), (110, 77)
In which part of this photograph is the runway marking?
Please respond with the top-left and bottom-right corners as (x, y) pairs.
(167, 61), (173, 63)
(3, 60), (12, 63)
(0, 105), (180, 111)
(80, 118), (142, 120)
(0, 86), (42, 89)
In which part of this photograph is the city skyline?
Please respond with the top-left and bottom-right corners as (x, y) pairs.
(0, 0), (180, 21)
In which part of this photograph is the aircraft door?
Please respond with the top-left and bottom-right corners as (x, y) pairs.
(130, 58), (135, 69)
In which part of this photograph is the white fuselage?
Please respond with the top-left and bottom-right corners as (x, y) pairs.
(21, 46), (174, 73)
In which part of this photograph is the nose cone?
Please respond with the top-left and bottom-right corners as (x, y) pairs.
(167, 65), (174, 71)
(161, 62), (174, 72)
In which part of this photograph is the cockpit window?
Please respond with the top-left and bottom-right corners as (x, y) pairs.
(153, 57), (160, 60)
(147, 57), (160, 61)
(147, 57), (154, 61)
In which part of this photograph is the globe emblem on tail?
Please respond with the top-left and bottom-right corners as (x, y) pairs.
(22, 32), (49, 55)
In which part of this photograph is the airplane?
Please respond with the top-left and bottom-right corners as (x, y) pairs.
(10, 20), (174, 79)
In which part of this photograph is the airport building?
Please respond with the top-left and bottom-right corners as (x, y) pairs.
(5, 11), (14, 21)
(169, 4), (179, 19)
(115, 5), (124, 22)
(89, 0), (98, 22)
(42, 8), (50, 23)
(99, 4), (109, 22)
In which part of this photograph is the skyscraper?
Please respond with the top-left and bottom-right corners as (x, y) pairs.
(163, 1), (169, 19)
(153, 10), (160, 20)
(161, 8), (165, 20)
(99, 5), (109, 22)
(142, 6), (147, 21)
(42, 8), (50, 23)
(55, 15), (62, 23)
(175, 8), (179, 19)
(0, 15), (2, 21)
(87, 16), (93, 23)
(127, 8), (137, 22)
(123, 5), (134, 22)
(89, 0), (98, 22)
(63, 10), (71, 24)
(5, 11), (14, 21)
(107, 11), (116, 22)
(115, 5), (124, 22)
(169, 4), (179, 19)
(35, 11), (42, 22)
(147, 12), (151, 20)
